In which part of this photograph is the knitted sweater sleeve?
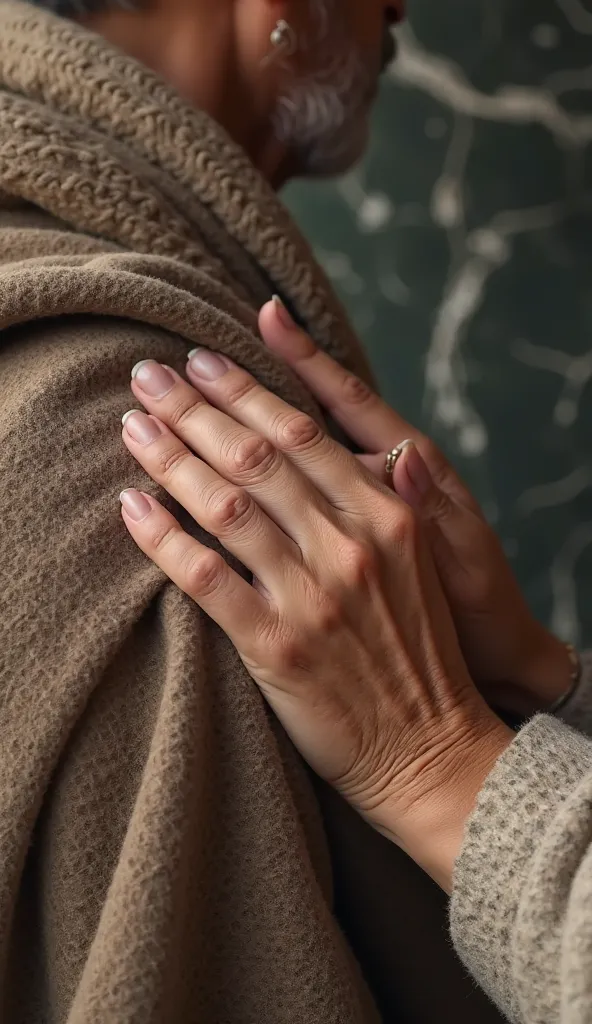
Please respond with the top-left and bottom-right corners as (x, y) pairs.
(450, 651), (592, 1023)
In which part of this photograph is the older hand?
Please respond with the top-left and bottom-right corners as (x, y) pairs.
(119, 349), (511, 890)
(260, 299), (573, 716)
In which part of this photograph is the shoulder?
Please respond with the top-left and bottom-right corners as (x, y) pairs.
(1, 314), (187, 428)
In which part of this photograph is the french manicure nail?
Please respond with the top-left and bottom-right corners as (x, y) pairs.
(272, 294), (297, 331)
(187, 348), (228, 381)
(131, 360), (175, 398)
(122, 410), (163, 445)
(120, 488), (152, 522)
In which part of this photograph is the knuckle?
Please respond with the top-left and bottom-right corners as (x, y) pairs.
(381, 504), (418, 551)
(155, 442), (191, 479)
(315, 592), (345, 633)
(339, 373), (376, 408)
(276, 411), (323, 453)
(149, 522), (179, 554)
(251, 614), (281, 654)
(222, 374), (259, 407)
(185, 549), (226, 597)
(205, 483), (253, 533)
(166, 395), (205, 431)
(338, 537), (380, 584)
(270, 631), (310, 675)
(226, 432), (277, 479)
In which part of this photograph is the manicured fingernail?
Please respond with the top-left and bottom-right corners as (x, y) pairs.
(122, 410), (163, 444)
(272, 294), (297, 331)
(403, 442), (431, 497)
(187, 348), (228, 381)
(131, 360), (175, 398)
(120, 488), (152, 522)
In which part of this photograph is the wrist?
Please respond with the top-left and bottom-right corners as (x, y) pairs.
(367, 706), (513, 892)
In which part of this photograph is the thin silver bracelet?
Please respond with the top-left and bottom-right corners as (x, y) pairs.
(548, 643), (582, 715)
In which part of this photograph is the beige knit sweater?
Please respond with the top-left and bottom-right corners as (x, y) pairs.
(1, 4), (590, 1024)
(452, 653), (592, 1024)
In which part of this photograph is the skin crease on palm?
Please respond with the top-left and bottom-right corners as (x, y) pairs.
(79, 0), (576, 890)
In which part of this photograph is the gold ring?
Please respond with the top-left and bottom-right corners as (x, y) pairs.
(385, 440), (413, 479)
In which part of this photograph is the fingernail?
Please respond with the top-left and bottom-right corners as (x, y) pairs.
(272, 294), (297, 331)
(122, 410), (163, 445)
(120, 488), (152, 522)
(187, 348), (228, 381)
(131, 360), (175, 398)
(403, 442), (431, 497)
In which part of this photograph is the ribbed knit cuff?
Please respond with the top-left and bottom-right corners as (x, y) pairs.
(450, 715), (592, 1023)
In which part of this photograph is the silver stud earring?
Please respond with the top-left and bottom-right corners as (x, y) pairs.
(270, 19), (297, 56)
(262, 19), (298, 65)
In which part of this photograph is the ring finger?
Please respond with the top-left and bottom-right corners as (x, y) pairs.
(182, 350), (383, 512)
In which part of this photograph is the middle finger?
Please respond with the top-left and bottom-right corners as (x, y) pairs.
(129, 360), (338, 547)
(182, 348), (381, 512)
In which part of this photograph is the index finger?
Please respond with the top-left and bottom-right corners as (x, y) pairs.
(259, 298), (422, 454)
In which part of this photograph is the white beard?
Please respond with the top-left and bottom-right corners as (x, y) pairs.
(271, 3), (376, 176)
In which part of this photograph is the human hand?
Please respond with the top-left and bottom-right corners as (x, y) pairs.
(259, 298), (573, 716)
(119, 351), (511, 889)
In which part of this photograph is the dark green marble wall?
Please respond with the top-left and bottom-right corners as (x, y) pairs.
(286, 0), (592, 646)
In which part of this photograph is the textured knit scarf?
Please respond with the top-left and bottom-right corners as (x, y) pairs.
(0, 3), (381, 1022)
